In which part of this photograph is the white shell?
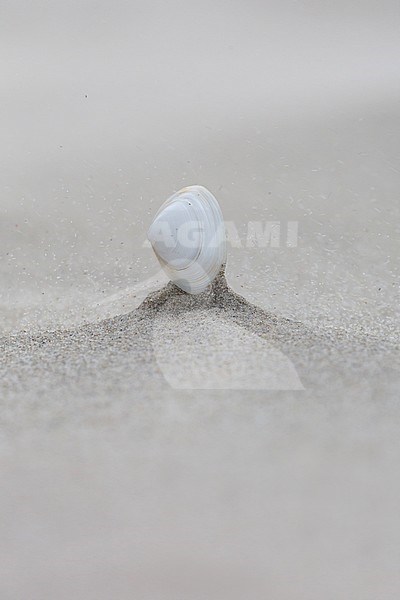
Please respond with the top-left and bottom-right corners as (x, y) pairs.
(147, 185), (226, 294)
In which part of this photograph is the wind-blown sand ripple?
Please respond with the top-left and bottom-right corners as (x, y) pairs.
(1, 271), (398, 436)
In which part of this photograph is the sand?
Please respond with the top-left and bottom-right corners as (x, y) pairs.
(1, 271), (400, 599)
(1, 1), (400, 598)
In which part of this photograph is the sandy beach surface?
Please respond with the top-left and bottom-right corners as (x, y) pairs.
(1, 270), (399, 599)
(1, 1), (400, 599)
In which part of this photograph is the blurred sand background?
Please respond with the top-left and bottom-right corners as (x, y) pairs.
(1, 1), (400, 598)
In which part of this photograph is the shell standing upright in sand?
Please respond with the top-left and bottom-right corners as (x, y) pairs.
(147, 185), (226, 294)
